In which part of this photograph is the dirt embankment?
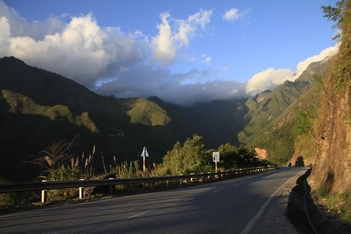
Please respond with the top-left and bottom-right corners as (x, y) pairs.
(308, 89), (351, 194)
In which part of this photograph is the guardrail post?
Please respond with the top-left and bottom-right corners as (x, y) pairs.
(166, 175), (170, 187)
(109, 178), (114, 195)
(79, 179), (84, 199)
(41, 180), (47, 203)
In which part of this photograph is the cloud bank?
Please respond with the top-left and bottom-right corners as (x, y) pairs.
(245, 45), (339, 95)
(0, 1), (339, 106)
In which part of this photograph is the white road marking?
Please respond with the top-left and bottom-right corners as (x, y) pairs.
(214, 190), (221, 193)
(128, 212), (148, 219)
(240, 170), (306, 234)
(184, 198), (194, 202)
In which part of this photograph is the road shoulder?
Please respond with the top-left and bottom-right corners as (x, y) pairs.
(249, 170), (300, 234)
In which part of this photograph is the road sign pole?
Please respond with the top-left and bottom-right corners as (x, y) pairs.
(142, 156), (145, 176)
(212, 152), (220, 174)
(140, 146), (149, 177)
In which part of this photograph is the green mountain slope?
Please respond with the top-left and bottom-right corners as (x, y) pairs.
(179, 99), (248, 148)
(148, 96), (249, 149)
(0, 56), (328, 181)
(121, 98), (171, 126)
(238, 60), (328, 163)
(0, 57), (193, 181)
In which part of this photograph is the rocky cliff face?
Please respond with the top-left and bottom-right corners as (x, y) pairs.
(309, 1), (351, 194)
(309, 81), (351, 193)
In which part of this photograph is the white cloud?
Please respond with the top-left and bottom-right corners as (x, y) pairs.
(294, 45), (339, 77)
(200, 54), (211, 63)
(152, 9), (212, 64)
(204, 57), (211, 63)
(223, 8), (240, 21)
(0, 17), (10, 54)
(0, 1), (340, 107)
(245, 68), (293, 95)
(0, 1), (219, 106)
(245, 44), (339, 95)
(151, 12), (177, 64)
(0, 1), (65, 40)
(0, 7), (147, 88)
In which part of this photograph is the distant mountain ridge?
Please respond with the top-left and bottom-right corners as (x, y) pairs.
(0, 56), (326, 181)
(238, 59), (328, 163)
(239, 60), (326, 142)
(0, 57), (195, 181)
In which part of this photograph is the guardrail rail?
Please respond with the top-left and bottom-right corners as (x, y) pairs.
(0, 165), (277, 203)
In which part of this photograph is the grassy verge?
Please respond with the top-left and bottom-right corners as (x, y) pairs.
(313, 187), (351, 232)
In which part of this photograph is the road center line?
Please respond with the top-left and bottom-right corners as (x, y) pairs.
(128, 212), (148, 219)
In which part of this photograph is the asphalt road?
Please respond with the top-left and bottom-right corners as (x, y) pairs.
(0, 167), (307, 234)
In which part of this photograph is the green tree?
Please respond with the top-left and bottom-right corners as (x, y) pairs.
(181, 135), (206, 173)
(238, 145), (258, 167)
(321, 0), (347, 40)
(157, 135), (209, 175)
(218, 143), (239, 169)
(156, 136), (265, 176)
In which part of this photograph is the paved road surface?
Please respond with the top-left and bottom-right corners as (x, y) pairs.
(0, 167), (306, 234)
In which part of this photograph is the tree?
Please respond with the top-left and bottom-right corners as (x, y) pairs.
(218, 143), (239, 169)
(181, 135), (206, 173)
(157, 135), (208, 175)
(321, 0), (347, 40)
(237, 145), (258, 167)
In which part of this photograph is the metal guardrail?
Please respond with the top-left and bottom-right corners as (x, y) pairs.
(0, 166), (276, 194)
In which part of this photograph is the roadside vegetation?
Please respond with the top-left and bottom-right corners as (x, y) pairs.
(0, 134), (267, 206)
(314, 186), (351, 230)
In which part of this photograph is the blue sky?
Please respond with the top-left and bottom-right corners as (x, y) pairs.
(0, 0), (339, 106)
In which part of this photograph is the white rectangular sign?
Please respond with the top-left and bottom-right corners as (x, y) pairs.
(212, 152), (220, 162)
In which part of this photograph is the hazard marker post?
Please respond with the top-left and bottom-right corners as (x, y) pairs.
(140, 146), (149, 176)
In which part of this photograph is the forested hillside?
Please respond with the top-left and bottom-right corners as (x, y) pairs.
(238, 60), (328, 164)
(0, 56), (254, 182)
(0, 53), (328, 182)
(0, 57), (196, 181)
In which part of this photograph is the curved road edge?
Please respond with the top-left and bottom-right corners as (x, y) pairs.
(243, 166), (308, 234)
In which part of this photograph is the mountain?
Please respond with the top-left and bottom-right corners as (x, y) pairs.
(236, 60), (328, 163)
(148, 96), (249, 148)
(0, 56), (324, 182)
(0, 57), (195, 181)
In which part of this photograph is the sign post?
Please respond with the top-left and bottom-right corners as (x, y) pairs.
(140, 146), (149, 176)
(212, 152), (220, 173)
